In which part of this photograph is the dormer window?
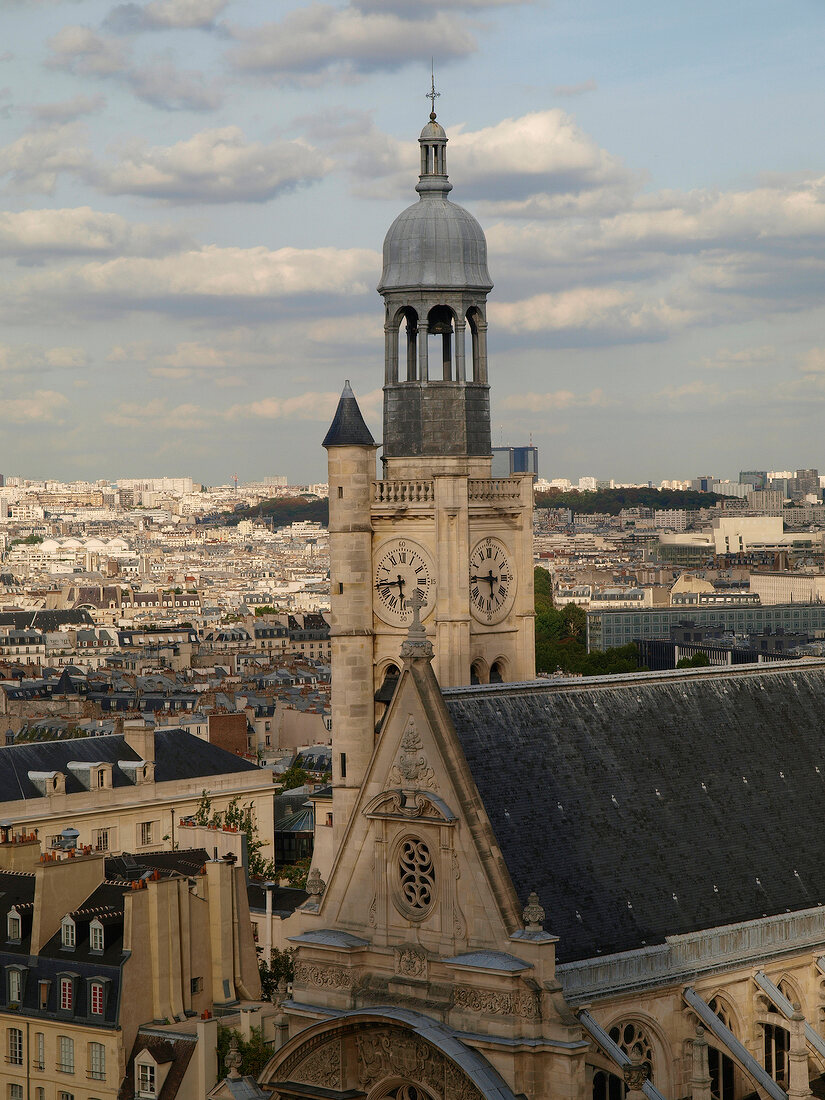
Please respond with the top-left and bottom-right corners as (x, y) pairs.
(61, 917), (76, 949)
(7, 909), (21, 942)
(137, 1062), (156, 1097)
(8, 967), (22, 1004)
(89, 921), (104, 953)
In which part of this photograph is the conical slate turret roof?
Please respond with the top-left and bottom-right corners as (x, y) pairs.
(322, 381), (375, 448)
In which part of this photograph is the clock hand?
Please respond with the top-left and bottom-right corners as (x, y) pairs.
(375, 577), (403, 591)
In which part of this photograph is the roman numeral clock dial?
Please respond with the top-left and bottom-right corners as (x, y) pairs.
(373, 539), (435, 626)
(469, 537), (516, 625)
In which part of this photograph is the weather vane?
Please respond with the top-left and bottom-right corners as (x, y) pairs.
(427, 59), (440, 120)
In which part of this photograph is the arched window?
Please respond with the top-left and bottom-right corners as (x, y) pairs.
(470, 660), (486, 685)
(764, 1002), (790, 1088)
(467, 307), (484, 382)
(609, 1022), (654, 1082)
(592, 1069), (624, 1100)
(490, 660), (505, 683)
(708, 997), (737, 1100)
(398, 307), (418, 382)
(427, 306), (454, 381)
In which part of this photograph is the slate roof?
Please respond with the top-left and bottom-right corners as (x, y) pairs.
(444, 663), (825, 964)
(121, 1030), (197, 1100)
(322, 381), (376, 448)
(0, 610), (94, 630)
(0, 730), (262, 802)
(106, 848), (210, 880)
(247, 881), (308, 915)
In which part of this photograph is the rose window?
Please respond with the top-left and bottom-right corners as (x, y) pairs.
(397, 837), (435, 917)
(609, 1022), (654, 1081)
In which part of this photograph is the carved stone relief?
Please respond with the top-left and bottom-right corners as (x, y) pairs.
(292, 1042), (341, 1090)
(394, 944), (428, 980)
(293, 960), (354, 990)
(451, 983), (541, 1019)
(264, 1023), (485, 1100)
(389, 718), (438, 791)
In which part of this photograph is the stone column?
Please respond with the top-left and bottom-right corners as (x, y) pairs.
(455, 320), (466, 382)
(384, 324), (398, 384)
(418, 320), (429, 381)
(690, 1026), (712, 1100)
(476, 320), (488, 383)
(788, 1004), (812, 1100)
(406, 322), (417, 381)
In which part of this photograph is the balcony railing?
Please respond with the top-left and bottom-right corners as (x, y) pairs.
(56, 1062), (75, 1074)
(372, 480), (433, 506)
(468, 478), (523, 502)
(87, 1070), (106, 1080)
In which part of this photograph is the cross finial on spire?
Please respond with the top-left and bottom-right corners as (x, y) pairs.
(427, 59), (440, 120)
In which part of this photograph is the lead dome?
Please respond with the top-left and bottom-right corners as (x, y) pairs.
(377, 113), (493, 293)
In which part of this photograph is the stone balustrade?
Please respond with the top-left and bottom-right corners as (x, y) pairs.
(372, 480), (434, 505)
(468, 478), (523, 502)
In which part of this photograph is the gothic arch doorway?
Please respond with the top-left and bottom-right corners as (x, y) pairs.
(258, 1011), (518, 1100)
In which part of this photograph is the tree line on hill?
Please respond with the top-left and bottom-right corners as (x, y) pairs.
(535, 486), (722, 514)
(226, 486), (722, 529)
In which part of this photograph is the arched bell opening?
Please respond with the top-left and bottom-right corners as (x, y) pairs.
(470, 658), (488, 685)
(396, 307), (418, 382)
(490, 659), (505, 683)
(427, 305), (456, 381)
(466, 306), (487, 383)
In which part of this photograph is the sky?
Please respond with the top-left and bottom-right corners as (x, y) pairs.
(3, 0), (825, 486)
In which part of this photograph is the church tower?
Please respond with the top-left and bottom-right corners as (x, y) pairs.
(325, 103), (535, 841)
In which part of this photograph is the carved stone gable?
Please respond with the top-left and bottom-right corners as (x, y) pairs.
(389, 716), (438, 791)
(261, 1021), (485, 1100)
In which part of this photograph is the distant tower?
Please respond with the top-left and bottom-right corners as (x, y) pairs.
(324, 103), (535, 843)
(323, 382), (377, 843)
(378, 110), (493, 474)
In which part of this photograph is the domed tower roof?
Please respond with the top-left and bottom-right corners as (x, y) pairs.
(377, 110), (493, 294)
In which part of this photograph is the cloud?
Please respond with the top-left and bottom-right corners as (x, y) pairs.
(104, 0), (229, 33)
(0, 207), (191, 259)
(0, 122), (92, 193)
(553, 78), (597, 97)
(126, 54), (222, 110)
(95, 126), (330, 203)
(0, 344), (87, 374)
(502, 388), (609, 412)
(356, 0), (527, 8)
(29, 93), (106, 124)
(227, 5), (476, 83)
(47, 24), (221, 110)
(310, 108), (632, 206)
(7, 244), (380, 318)
(3, 390), (69, 423)
(48, 24), (128, 75)
(105, 397), (212, 431)
(490, 288), (693, 343)
(701, 345), (776, 369)
(799, 347), (825, 373)
(226, 388), (382, 421)
(652, 379), (731, 407)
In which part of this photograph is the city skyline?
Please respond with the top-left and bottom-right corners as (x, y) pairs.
(3, 0), (825, 482)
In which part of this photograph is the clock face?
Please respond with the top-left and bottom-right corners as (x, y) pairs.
(373, 539), (435, 626)
(469, 537), (516, 625)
